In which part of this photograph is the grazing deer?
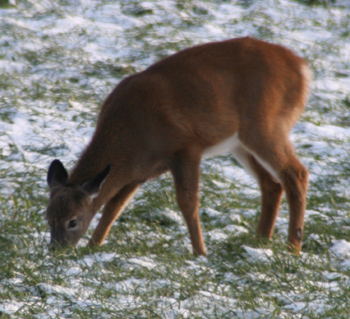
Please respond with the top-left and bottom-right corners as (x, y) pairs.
(46, 37), (311, 256)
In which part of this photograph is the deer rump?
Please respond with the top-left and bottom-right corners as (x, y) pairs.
(46, 37), (311, 256)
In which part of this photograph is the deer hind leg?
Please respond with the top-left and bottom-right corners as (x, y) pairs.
(231, 142), (284, 240)
(248, 156), (284, 239)
(238, 131), (308, 253)
(88, 182), (140, 247)
(170, 147), (206, 256)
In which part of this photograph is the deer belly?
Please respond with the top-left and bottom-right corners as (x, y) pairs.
(203, 134), (239, 158)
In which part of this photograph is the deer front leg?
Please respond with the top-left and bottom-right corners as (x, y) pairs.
(88, 183), (139, 247)
(170, 148), (206, 256)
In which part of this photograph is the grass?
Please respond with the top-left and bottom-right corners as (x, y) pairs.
(1, 0), (350, 318)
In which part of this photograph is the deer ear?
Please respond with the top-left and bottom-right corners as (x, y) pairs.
(47, 159), (69, 188)
(82, 165), (111, 199)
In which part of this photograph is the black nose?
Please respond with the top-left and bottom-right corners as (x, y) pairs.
(49, 239), (64, 251)
(49, 241), (57, 251)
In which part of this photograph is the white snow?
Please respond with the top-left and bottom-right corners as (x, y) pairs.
(124, 256), (158, 270)
(330, 240), (350, 260)
(242, 246), (274, 263)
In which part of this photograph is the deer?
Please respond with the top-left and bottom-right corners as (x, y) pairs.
(46, 36), (311, 256)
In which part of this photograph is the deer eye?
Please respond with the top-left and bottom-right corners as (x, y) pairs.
(68, 219), (78, 229)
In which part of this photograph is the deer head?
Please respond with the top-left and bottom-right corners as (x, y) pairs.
(46, 159), (110, 249)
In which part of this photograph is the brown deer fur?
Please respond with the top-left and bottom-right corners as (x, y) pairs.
(46, 37), (311, 255)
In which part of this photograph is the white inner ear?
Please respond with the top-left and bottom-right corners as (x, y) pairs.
(89, 191), (100, 200)
(89, 175), (108, 200)
(82, 167), (110, 201)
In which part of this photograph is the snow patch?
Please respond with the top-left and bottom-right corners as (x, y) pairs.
(242, 246), (273, 263)
(330, 240), (350, 259)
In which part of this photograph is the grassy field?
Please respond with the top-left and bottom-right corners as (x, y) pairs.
(1, 0), (350, 318)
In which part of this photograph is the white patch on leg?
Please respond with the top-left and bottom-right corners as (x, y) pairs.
(203, 134), (258, 181)
(240, 144), (281, 184)
(203, 135), (237, 158)
(203, 133), (281, 184)
(230, 136), (259, 181)
(253, 154), (281, 184)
